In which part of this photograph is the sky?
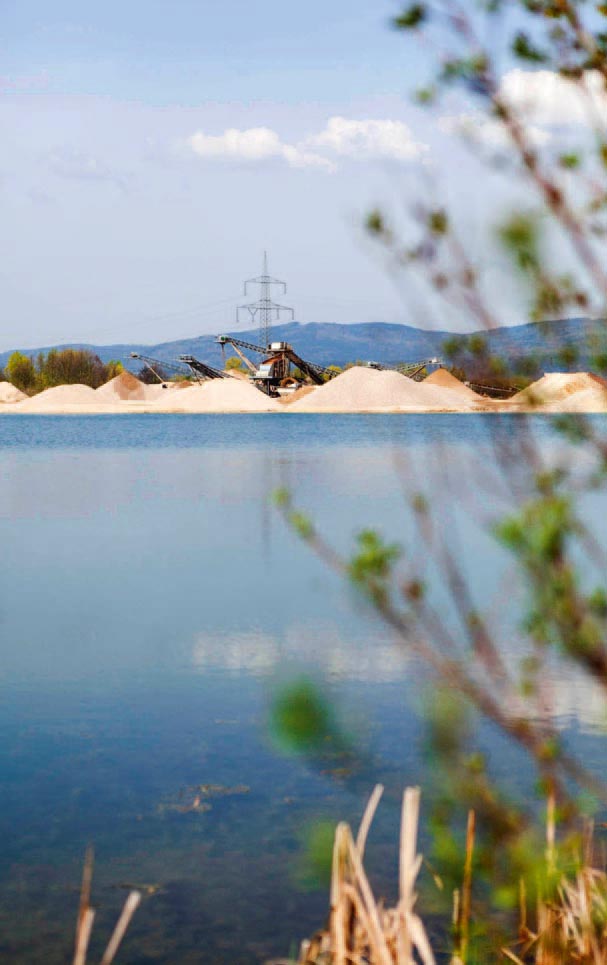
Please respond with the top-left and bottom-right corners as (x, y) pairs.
(1, 1), (604, 350)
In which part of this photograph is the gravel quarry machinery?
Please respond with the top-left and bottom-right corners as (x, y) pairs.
(178, 355), (230, 380)
(365, 358), (443, 380)
(129, 352), (232, 384)
(129, 353), (196, 384)
(216, 334), (338, 396)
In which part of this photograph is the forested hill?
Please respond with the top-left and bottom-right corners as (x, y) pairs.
(2, 317), (606, 372)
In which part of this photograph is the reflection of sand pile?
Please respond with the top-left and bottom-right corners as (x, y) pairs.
(290, 365), (474, 412)
(0, 382), (27, 403)
(15, 384), (99, 410)
(511, 372), (607, 409)
(154, 378), (279, 412)
(424, 368), (482, 400)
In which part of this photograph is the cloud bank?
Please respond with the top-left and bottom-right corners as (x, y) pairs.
(499, 68), (607, 127)
(187, 116), (427, 172)
(439, 69), (607, 155)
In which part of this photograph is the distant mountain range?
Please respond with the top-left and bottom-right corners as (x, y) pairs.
(2, 317), (606, 373)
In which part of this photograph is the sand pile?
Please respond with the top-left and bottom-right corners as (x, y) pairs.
(0, 381), (27, 403)
(543, 386), (607, 413)
(511, 372), (607, 408)
(424, 368), (482, 400)
(95, 371), (150, 402)
(154, 378), (279, 412)
(15, 384), (100, 410)
(289, 365), (475, 412)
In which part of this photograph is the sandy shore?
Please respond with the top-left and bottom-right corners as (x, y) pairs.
(1, 369), (606, 414)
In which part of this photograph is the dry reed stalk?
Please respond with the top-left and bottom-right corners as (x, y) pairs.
(502, 847), (607, 963)
(459, 810), (475, 965)
(356, 784), (384, 860)
(71, 849), (142, 965)
(75, 847), (94, 951)
(100, 891), (142, 965)
(298, 785), (436, 965)
(298, 787), (607, 965)
(73, 907), (95, 965)
(546, 791), (555, 874)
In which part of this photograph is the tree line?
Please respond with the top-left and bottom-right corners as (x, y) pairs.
(0, 349), (124, 394)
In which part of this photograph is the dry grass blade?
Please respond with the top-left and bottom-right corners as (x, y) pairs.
(76, 846), (94, 949)
(71, 850), (142, 965)
(100, 891), (142, 965)
(458, 809), (475, 965)
(346, 833), (393, 965)
(356, 784), (384, 861)
(330, 822), (350, 965)
(73, 907), (95, 965)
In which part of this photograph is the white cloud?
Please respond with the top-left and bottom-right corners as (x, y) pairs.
(188, 126), (335, 171)
(438, 70), (607, 154)
(47, 150), (130, 190)
(186, 116), (427, 172)
(303, 116), (427, 161)
(439, 111), (550, 149)
(498, 68), (607, 127)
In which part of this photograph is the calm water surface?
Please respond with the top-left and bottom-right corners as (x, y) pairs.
(0, 415), (605, 963)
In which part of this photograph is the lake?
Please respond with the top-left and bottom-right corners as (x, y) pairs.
(0, 414), (605, 964)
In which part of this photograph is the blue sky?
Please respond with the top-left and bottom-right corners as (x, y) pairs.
(1, 1), (600, 350)
(3, 1), (418, 104)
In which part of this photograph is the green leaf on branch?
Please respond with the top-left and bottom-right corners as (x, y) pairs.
(393, 4), (426, 29)
(512, 32), (548, 62)
(348, 530), (401, 605)
(559, 152), (581, 169)
(428, 209), (449, 235)
(498, 212), (540, 273)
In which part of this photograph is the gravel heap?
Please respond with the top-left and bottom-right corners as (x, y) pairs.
(424, 368), (482, 400)
(0, 382), (27, 403)
(289, 365), (475, 412)
(95, 371), (151, 401)
(153, 378), (280, 412)
(510, 372), (607, 408)
(15, 384), (100, 410)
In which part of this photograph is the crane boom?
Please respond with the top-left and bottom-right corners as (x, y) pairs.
(178, 355), (229, 380)
(129, 353), (194, 382)
(216, 335), (268, 355)
(367, 358), (443, 381)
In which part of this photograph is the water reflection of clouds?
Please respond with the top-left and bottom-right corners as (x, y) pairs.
(525, 668), (607, 736)
(0, 435), (578, 521)
(192, 622), (410, 684)
(192, 624), (607, 736)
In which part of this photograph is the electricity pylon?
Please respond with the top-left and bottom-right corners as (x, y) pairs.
(236, 252), (294, 349)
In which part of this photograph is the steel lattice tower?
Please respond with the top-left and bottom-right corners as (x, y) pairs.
(236, 252), (294, 348)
